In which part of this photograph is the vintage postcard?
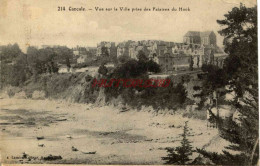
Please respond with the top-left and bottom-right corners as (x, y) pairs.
(0, 0), (258, 165)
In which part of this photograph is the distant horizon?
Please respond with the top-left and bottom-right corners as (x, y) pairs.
(1, 34), (225, 53)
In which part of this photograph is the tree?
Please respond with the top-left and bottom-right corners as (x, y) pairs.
(98, 64), (108, 76)
(197, 4), (258, 165)
(174, 82), (188, 105)
(27, 46), (71, 75)
(30, 47), (59, 74)
(193, 64), (228, 109)
(0, 44), (29, 87)
(27, 46), (39, 64)
(146, 60), (161, 73)
(137, 50), (148, 62)
(117, 55), (130, 64)
(0, 43), (22, 62)
(0, 60), (28, 87)
(54, 46), (74, 68)
(162, 121), (193, 164)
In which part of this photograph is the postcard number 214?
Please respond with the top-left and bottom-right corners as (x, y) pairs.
(58, 7), (66, 11)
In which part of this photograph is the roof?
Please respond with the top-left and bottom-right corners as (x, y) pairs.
(214, 53), (228, 58)
(158, 53), (191, 58)
(184, 31), (215, 37)
(200, 31), (214, 37)
(136, 45), (144, 50)
(184, 31), (200, 37)
(215, 46), (225, 53)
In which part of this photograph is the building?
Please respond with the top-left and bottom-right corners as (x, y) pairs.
(76, 55), (87, 63)
(41, 45), (65, 49)
(117, 40), (133, 57)
(203, 45), (215, 64)
(96, 42), (117, 56)
(129, 45), (149, 60)
(148, 41), (206, 72)
(92, 30), (222, 73)
(72, 46), (87, 56)
(157, 53), (192, 72)
(183, 31), (217, 46)
(213, 47), (228, 68)
(214, 54), (227, 68)
(73, 46), (97, 64)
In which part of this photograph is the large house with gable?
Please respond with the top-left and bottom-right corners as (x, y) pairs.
(154, 31), (219, 72)
(183, 31), (217, 46)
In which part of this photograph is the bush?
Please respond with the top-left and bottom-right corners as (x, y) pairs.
(104, 58), (188, 110)
(13, 91), (27, 99)
(32, 90), (46, 99)
(182, 110), (207, 120)
(3, 86), (22, 97)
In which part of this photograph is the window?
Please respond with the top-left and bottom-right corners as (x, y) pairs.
(212, 99), (217, 107)
(205, 37), (208, 44)
(160, 50), (164, 55)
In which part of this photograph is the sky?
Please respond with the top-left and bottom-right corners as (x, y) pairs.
(0, 0), (256, 52)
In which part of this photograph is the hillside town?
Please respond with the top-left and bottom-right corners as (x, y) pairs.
(67, 30), (227, 74)
(13, 31), (228, 76)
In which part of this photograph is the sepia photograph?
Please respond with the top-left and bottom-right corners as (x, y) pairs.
(0, 0), (258, 165)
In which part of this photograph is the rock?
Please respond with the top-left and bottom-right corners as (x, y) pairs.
(38, 143), (45, 147)
(66, 135), (72, 139)
(81, 151), (96, 154)
(119, 106), (130, 113)
(55, 118), (67, 122)
(43, 154), (62, 160)
(158, 147), (166, 150)
(36, 136), (44, 140)
(192, 155), (214, 165)
(72, 146), (78, 151)
(22, 152), (28, 159)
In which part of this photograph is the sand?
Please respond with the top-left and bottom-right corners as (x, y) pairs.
(0, 98), (229, 164)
